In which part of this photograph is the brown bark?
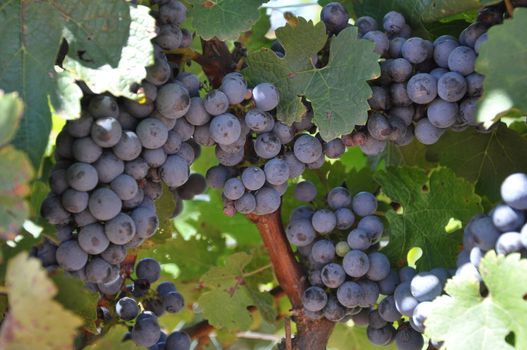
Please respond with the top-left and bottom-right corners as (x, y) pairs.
(247, 211), (335, 350)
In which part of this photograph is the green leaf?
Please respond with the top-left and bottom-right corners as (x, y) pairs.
(188, 0), (265, 41)
(427, 124), (527, 202)
(328, 323), (397, 350)
(63, 5), (156, 100)
(426, 252), (527, 350)
(49, 70), (83, 120)
(374, 167), (482, 270)
(0, 91), (24, 146)
(58, 0), (131, 68)
(245, 18), (327, 125)
(52, 271), (99, 333)
(244, 8), (272, 52)
(198, 252), (272, 330)
(476, 8), (527, 125)
(246, 21), (380, 140)
(151, 183), (177, 243)
(0, 0), (64, 167)
(0, 252), (83, 350)
(0, 146), (33, 240)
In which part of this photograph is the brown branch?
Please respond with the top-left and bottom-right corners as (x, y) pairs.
(505, 0), (514, 17)
(247, 210), (335, 350)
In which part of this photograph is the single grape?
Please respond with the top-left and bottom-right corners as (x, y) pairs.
(66, 112), (93, 138)
(321, 263), (346, 289)
(88, 188), (122, 221)
(469, 215), (501, 250)
(66, 162), (98, 192)
(204, 90), (229, 116)
(98, 276), (123, 295)
(234, 192), (257, 214)
(324, 138), (345, 159)
(94, 151), (124, 183)
(61, 188), (89, 214)
(427, 98), (458, 128)
(160, 155), (189, 187)
(88, 95), (119, 119)
(174, 118), (195, 141)
(356, 16), (378, 36)
(78, 223), (110, 255)
(142, 148), (167, 168)
(146, 56), (171, 86)
(402, 37), (431, 64)
(335, 207), (355, 230)
(496, 232), (523, 255)
(273, 121), (295, 144)
(245, 109), (275, 133)
(50, 169), (68, 195)
(352, 192), (378, 217)
(433, 39), (459, 68)
(165, 331), (191, 350)
(131, 207), (159, 238)
(163, 291), (185, 313)
(131, 313), (161, 347)
(110, 174), (139, 201)
(448, 46), (476, 76)
(357, 215), (384, 243)
(215, 146), (244, 166)
(294, 181), (317, 202)
(367, 325), (395, 346)
(311, 209), (337, 234)
(264, 157), (289, 185)
(327, 187), (351, 209)
(206, 165), (231, 189)
(113, 131), (142, 161)
(56, 240), (88, 271)
(252, 83), (280, 111)
(368, 86), (390, 111)
(359, 136), (386, 155)
(399, 266), (417, 282)
(492, 204), (525, 232)
(254, 132), (281, 159)
(254, 187), (281, 215)
(116, 297), (140, 321)
(136, 118), (169, 150)
(407, 73), (437, 104)
(430, 67), (449, 80)
(74, 210), (97, 227)
(388, 58), (413, 83)
(286, 219), (316, 247)
(101, 244), (127, 265)
(474, 32), (488, 53)
(337, 281), (363, 308)
(367, 113), (392, 141)
(156, 83), (190, 119)
(351, 308), (371, 326)
(90, 117), (122, 148)
(389, 37), (406, 58)
(85, 257), (115, 284)
(302, 286), (328, 312)
(311, 239), (336, 264)
(390, 83), (412, 106)
(414, 118), (444, 145)
(320, 2), (349, 34)
(289, 205), (314, 221)
(241, 167), (266, 191)
(459, 22), (487, 48)
(158, 0), (187, 25)
(410, 272), (442, 302)
(284, 152), (305, 179)
(223, 177), (245, 200)
(501, 173), (527, 210)
(125, 157), (149, 180)
(322, 294), (346, 322)
(395, 325), (424, 350)
(220, 72), (247, 105)
(136, 258), (161, 283)
(363, 31), (389, 56)
(347, 228), (371, 250)
(342, 250), (369, 278)
(105, 213), (136, 245)
(366, 252), (391, 281)
(383, 11), (406, 34)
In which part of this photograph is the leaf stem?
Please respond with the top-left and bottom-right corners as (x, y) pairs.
(243, 263), (273, 278)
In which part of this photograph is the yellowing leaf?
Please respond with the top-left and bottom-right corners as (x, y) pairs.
(0, 252), (83, 350)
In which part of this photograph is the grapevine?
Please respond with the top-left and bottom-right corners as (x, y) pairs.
(0, 1), (527, 350)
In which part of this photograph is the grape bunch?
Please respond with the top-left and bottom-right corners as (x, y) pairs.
(287, 183), (394, 322)
(358, 172), (527, 349)
(202, 76), (347, 216)
(38, 0), (208, 285)
(320, 3), (492, 155)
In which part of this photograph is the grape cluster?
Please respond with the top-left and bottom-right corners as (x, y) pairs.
(202, 77), (347, 216)
(38, 1), (207, 285)
(360, 172), (527, 349)
(110, 258), (190, 349)
(287, 183), (394, 321)
(320, 3), (492, 154)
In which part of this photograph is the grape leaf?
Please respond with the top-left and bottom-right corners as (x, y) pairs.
(58, 0), (131, 68)
(245, 18), (327, 125)
(476, 8), (527, 125)
(0, 252), (83, 350)
(49, 70), (83, 120)
(52, 271), (99, 333)
(244, 8), (272, 53)
(63, 5), (156, 99)
(0, 91), (24, 147)
(0, 146), (33, 240)
(374, 167), (482, 270)
(198, 252), (274, 330)
(188, 0), (265, 41)
(246, 21), (380, 140)
(426, 252), (527, 350)
(426, 124), (527, 202)
(0, 0), (64, 167)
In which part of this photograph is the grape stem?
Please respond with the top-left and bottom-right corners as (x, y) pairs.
(505, 0), (514, 16)
(247, 210), (335, 350)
